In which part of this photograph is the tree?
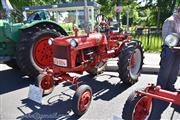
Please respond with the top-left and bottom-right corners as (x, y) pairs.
(139, 0), (179, 27)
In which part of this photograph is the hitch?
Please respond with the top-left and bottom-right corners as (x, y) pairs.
(137, 84), (180, 105)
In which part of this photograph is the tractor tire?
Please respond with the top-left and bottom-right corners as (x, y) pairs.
(118, 40), (143, 85)
(36, 73), (54, 95)
(87, 60), (107, 75)
(16, 29), (60, 77)
(122, 90), (152, 120)
(72, 85), (92, 116)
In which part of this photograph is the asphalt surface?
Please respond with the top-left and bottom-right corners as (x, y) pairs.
(0, 64), (180, 120)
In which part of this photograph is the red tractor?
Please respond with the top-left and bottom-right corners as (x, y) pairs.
(37, 14), (144, 116)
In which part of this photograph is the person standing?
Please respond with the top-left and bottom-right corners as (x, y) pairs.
(157, 6), (180, 92)
(148, 7), (180, 120)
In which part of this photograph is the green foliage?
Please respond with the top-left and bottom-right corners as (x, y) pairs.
(96, 0), (179, 27)
(97, 0), (116, 17)
(139, 0), (178, 27)
(60, 23), (74, 35)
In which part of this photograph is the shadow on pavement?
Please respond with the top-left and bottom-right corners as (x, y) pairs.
(171, 103), (180, 119)
(0, 69), (34, 95)
(17, 95), (79, 120)
(67, 74), (131, 101)
(171, 104), (180, 112)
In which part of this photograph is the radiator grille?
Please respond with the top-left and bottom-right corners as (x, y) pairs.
(53, 45), (71, 67)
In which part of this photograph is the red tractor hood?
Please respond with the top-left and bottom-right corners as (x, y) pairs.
(53, 33), (108, 49)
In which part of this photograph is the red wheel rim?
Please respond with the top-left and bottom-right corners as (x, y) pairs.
(133, 96), (152, 120)
(33, 36), (53, 68)
(79, 90), (91, 112)
(40, 75), (54, 90)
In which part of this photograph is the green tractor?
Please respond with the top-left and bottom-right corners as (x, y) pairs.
(0, 0), (68, 77)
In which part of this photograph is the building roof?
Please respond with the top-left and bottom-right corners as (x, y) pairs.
(22, 1), (101, 11)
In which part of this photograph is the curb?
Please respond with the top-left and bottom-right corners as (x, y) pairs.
(105, 60), (160, 74)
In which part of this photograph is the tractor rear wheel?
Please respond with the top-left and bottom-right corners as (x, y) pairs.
(122, 90), (152, 120)
(16, 29), (60, 77)
(87, 60), (107, 75)
(118, 40), (143, 85)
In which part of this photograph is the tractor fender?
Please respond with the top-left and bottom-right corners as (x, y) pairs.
(20, 20), (68, 36)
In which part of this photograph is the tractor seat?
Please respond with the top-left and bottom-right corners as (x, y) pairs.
(109, 21), (119, 33)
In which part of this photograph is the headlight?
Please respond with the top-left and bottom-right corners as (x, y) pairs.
(70, 39), (78, 48)
(48, 38), (54, 46)
(165, 33), (179, 47)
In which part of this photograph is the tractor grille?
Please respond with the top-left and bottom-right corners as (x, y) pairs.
(53, 45), (71, 67)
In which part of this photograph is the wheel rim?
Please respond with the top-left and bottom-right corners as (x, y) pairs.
(132, 96), (152, 120)
(33, 36), (53, 69)
(79, 90), (92, 112)
(40, 75), (54, 90)
(129, 48), (142, 79)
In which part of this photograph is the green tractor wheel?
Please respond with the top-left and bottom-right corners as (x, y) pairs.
(16, 28), (60, 77)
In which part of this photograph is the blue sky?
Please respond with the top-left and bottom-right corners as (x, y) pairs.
(137, 0), (146, 6)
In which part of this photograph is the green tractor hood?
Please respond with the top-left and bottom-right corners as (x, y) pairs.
(20, 20), (68, 36)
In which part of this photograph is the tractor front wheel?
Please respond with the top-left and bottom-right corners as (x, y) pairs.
(72, 85), (92, 116)
(36, 73), (54, 95)
(122, 90), (152, 120)
(118, 40), (143, 84)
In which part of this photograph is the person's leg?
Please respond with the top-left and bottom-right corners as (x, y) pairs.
(148, 99), (169, 120)
(156, 46), (175, 89)
(166, 52), (180, 91)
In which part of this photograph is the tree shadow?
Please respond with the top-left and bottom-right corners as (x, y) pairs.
(0, 69), (34, 95)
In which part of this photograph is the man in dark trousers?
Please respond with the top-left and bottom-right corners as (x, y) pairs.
(148, 7), (180, 120)
(158, 7), (180, 91)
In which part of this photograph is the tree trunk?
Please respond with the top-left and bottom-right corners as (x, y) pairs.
(157, 7), (160, 29)
(171, 0), (176, 13)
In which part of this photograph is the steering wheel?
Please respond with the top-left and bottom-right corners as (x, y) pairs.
(95, 14), (109, 32)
